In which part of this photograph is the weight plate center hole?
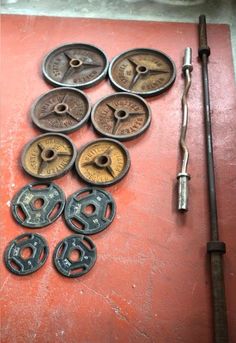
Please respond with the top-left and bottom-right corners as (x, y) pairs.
(137, 65), (148, 74)
(115, 109), (129, 120)
(20, 246), (34, 260)
(70, 59), (82, 68)
(84, 204), (96, 215)
(41, 148), (57, 161)
(69, 249), (81, 262)
(55, 103), (68, 114)
(95, 154), (111, 168)
(33, 197), (45, 209)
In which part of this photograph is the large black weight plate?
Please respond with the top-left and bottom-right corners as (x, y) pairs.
(11, 182), (65, 228)
(65, 188), (116, 235)
(4, 233), (49, 276)
(53, 235), (97, 278)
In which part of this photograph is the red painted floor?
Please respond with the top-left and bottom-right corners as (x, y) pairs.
(1, 14), (236, 343)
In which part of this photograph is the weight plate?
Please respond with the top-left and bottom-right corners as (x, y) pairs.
(4, 233), (49, 275)
(65, 187), (116, 235)
(42, 43), (109, 89)
(75, 138), (130, 186)
(91, 92), (151, 141)
(21, 133), (76, 180)
(31, 87), (91, 133)
(53, 235), (97, 278)
(11, 182), (65, 228)
(108, 48), (176, 97)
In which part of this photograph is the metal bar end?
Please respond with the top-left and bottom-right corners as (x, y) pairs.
(177, 173), (190, 212)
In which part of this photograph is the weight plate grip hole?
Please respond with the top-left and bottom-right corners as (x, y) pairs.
(105, 203), (113, 220)
(16, 205), (26, 221)
(48, 202), (62, 220)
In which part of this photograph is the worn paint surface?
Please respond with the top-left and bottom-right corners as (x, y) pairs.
(0, 15), (236, 343)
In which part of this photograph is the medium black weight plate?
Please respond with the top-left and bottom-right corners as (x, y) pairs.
(11, 182), (65, 228)
(4, 233), (49, 276)
(53, 235), (97, 278)
(42, 43), (109, 89)
(65, 188), (116, 235)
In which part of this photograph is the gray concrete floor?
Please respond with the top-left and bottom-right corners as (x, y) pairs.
(1, 0), (236, 75)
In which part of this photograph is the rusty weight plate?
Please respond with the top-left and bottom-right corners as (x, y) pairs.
(42, 43), (109, 89)
(75, 138), (130, 186)
(31, 88), (91, 133)
(21, 133), (76, 180)
(108, 48), (176, 97)
(91, 92), (151, 141)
